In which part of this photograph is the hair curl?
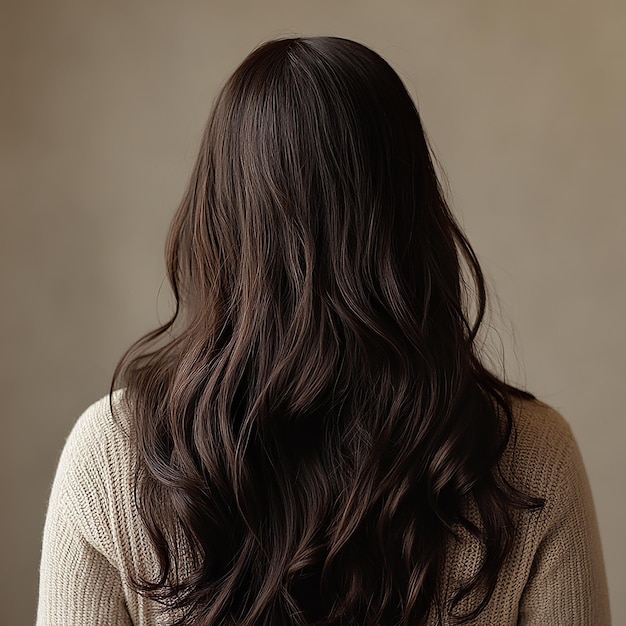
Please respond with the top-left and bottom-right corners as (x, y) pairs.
(112, 36), (543, 625)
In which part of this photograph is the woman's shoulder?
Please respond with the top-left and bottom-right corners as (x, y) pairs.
(502, 395), (584, 505)
(508, 395), (575, 456)
(497, 396), (611, 624)
(42, 392), (171, 623)
(52, 390), (136, 542)
(63, 389), (133, 465)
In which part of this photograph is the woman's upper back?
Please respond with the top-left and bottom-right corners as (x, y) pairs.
(37, 390), (610, 625)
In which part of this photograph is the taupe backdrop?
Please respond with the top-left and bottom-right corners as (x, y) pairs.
(2, 1), (624, 623)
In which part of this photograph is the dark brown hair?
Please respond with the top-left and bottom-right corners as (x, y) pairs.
(112, 36), (543, 625)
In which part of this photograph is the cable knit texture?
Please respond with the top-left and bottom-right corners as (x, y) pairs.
(37, 391), (611, 625)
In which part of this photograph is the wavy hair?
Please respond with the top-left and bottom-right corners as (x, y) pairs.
(112, 36), (543, 625)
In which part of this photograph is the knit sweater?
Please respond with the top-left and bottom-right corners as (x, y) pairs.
(37, 392), (611, 625)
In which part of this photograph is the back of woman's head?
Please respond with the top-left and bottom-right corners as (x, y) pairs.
(113, 36), (543, 626)
(176, 36), (462, 351)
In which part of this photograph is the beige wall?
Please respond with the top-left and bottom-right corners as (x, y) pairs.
(2, 1), (624, 623)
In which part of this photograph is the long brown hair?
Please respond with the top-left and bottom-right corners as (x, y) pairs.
(112, 36), (543, 625)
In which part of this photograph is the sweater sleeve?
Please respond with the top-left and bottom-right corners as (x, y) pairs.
(36, 400), (134, 626)
(516, 422), (611, 625)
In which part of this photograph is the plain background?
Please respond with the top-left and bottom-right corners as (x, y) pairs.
(2, 1), (624, 624)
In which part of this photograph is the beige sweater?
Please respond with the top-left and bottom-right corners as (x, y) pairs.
(37, 392), (611, 625)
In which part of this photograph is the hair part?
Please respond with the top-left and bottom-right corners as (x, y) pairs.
(112, 36), (543, 625)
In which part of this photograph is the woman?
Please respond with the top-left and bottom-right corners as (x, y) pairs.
(37, 36), (610, 625)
